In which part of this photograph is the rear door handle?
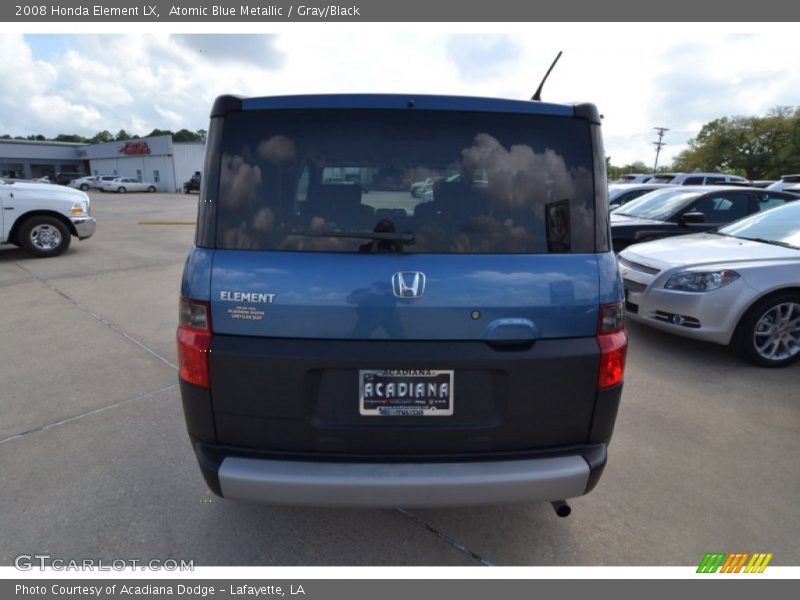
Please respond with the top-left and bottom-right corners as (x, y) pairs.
(483, 318), (539, 350)
(486, 338), (535, 351)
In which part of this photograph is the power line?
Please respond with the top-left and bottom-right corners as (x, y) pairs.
(653, 127), (669, 172)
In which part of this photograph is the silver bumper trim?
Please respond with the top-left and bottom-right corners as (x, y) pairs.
(218, 455), (590, 507)
(70, 217), (96, 240)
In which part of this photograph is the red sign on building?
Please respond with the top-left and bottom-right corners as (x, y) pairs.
(118, 141), (151, 156)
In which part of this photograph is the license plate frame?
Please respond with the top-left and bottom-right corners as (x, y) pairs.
(359, 369), (454, 417)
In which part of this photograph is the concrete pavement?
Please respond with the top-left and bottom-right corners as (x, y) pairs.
(1, 192), (798, 566)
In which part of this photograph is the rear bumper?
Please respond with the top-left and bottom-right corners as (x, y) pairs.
(219, 455), (591, 508)
(189, 435), (607, 507)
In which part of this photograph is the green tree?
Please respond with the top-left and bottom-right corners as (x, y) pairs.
(672, 107), (800, 179)
(146, 128), (174, 138)
(173, 128), (202, 142)
(624, 160), (649, 173)
(90, 130), (114, 143)
(54, 134), (88, 143)
(115, 129), (132, 141)
(607, 159), (654, 181)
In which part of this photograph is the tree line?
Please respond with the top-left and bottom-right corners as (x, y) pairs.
(0, 128), (207, 144)
(611, 106), (800, 180)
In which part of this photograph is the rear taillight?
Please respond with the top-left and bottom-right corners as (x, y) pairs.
(177, 298), (211, 388)
(597, 302), (627, 389)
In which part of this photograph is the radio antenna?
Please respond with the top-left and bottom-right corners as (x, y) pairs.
(531, 51), (563, 101)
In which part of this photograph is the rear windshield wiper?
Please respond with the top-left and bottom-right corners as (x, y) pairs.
(737, 236), (799, 250)
(291, 230), (416, 244)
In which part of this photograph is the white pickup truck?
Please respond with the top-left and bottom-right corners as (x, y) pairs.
(0, 178), (96, 257)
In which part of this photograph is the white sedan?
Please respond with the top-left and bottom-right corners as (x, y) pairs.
(619, 201), (800, 367)
(99, 177), (157, 193)
(68, 176), (98, 191)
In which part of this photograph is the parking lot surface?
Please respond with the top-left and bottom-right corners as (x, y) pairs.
(1, 192), (798, 566)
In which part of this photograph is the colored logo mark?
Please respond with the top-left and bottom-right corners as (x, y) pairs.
(697, 552), (773, 573)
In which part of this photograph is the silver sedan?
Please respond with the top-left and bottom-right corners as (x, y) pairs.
(99, 177), (158, 193)
(619, 201), (800, 367)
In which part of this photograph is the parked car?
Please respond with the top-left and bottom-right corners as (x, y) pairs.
(608, 183), (673, 211)
(419, 171), (490, 203)
(183, 172), (201, 194)
(177, 93), (627, 511)
(619, 201), (800, 367)
(409, 177), (440, 197)
(648, 172), (750, 185)
(54, 172), (86, 186)
(766, 174), (800, 191)
(613, 173), (654, 184)
(0, 177), (95, 257)
(68, 176), (98, 191)
(610, 186), (799, 252)
(99, 177), (157, 193)
(91, 176), (119, 190)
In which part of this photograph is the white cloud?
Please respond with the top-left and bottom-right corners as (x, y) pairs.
(446, 34), (522, 81)
(1, 29), (799, 169)
(28, 95), (104, 130)
(171, 34), (285, 69)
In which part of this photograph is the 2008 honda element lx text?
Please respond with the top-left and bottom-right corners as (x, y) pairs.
(177, 94), (627, 511)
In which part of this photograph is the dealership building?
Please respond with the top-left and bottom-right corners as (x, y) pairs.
(0, 135), (204, 192)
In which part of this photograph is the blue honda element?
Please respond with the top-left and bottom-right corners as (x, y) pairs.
(178, 94), (627, 512)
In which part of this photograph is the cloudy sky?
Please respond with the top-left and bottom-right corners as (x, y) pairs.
(1, 26), (799, 166)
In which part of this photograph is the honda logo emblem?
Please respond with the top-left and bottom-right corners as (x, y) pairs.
(392, 272), (426, 299)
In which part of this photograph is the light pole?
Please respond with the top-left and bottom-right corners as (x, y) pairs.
(653, 127), (669, 172)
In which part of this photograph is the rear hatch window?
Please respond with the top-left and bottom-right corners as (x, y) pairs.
(214, 108), (596, 254)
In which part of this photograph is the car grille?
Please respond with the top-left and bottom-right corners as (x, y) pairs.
(618, 256), (661, 276)
(652, 311), (701, 329)
(622, 278), (647, 293)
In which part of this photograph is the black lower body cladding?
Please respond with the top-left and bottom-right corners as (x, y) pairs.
(203, 336), (613, 454)
(179, 336), (622, 501)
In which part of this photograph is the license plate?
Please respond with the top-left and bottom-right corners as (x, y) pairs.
(359, 369), (454, 416)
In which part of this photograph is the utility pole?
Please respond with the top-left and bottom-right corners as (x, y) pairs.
(652, 127), (669, 173)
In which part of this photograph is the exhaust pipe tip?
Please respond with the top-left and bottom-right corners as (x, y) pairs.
(551, 500), (571, 518)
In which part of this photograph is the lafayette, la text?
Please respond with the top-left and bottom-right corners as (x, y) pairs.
(16, 584), (308, 597)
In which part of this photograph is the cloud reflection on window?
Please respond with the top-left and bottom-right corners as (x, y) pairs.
(460, 133), (594, 252)
(220, 152), (261, 211)
(258, 135), (297, 163)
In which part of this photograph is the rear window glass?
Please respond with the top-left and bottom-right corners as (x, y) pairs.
(649, 175), (675, 183)
(615, 189), (702, 221)
(214, 108), (596, 253)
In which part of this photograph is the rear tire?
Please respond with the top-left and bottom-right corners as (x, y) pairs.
(148, 186), (156, 192)
(79, 183), (90, 191)
(117, 186), (126, 193)
(18, 216), (71, 258)
(732, 292), (800, 367)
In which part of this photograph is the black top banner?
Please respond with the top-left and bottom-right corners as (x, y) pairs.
(2, 0), (796, 22)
